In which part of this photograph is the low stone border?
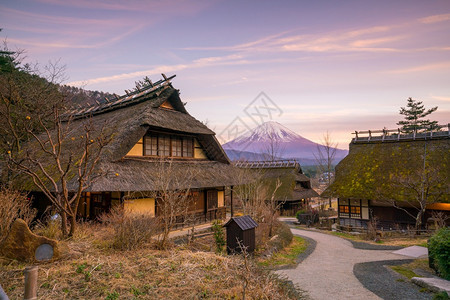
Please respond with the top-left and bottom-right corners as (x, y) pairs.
(354, 259), (433, 300)
(349, 240), (403, 250)
(412, 277), (450, 294)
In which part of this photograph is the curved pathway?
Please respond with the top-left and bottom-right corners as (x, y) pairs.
(276, 228), (411, 300)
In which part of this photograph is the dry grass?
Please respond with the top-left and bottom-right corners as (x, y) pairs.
(0, 187), (36, 242)
(0, 222), (301, 299)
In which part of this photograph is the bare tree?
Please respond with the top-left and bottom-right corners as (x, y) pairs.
(7, 112), (111, 237)
(314, 131), (337, 209)
(233, 167), (267, 222)
(148, 159), (198, 249)
(262, 131), (285, 161)
(233, 167), (284, 238)
(1, 53), (112, 237)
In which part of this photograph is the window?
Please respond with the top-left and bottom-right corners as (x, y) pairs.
(144, 135), (158, 156)
(183, 137), (193, 157)
(172, 137), (182, 157)
(207, 190), (218, 210)
(159, 136), (170, 156)
(143, 132), (195, 158)
(339, 206), (349, 213)
(350, 206), (361, 218)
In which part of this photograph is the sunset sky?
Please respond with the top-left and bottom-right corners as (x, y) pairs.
(1, 0), (450, 148)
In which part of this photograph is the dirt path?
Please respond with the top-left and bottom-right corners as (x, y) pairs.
(276, 228), (411, 300)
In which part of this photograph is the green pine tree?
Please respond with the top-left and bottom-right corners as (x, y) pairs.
(397, 97), (438, 133)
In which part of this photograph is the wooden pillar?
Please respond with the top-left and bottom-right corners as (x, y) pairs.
(24, 266), (38, 300)
(230, 186), (234, 217)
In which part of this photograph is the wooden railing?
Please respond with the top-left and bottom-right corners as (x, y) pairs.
(352, 124), (449, 143)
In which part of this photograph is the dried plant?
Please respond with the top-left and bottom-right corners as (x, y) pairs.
(99, 206), (158, 250)
(0, 187), (36, 242)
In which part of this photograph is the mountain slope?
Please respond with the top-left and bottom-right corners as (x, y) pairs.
(222, 121), (347, 162)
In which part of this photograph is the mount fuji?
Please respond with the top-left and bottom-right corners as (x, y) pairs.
(222, 121), (348, 164)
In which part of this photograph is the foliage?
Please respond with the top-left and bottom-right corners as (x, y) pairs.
(0, 187), (36, 242)
(99, 206), (158, 250)
(211, 219), (225, 254)
(433, 291), (449, 300)
(428, 227), (450, 280)
(397, 97), (438, 133)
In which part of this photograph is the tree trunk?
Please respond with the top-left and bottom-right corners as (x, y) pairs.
(69, 214), (76, 237)
(60, 210), (68, 237)
(415, 209), (425, 235)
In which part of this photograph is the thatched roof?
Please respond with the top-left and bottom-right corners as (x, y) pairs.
(236, 160), (318, 201)
(11, 76), (237, 192)
(324, 136), (450, 203)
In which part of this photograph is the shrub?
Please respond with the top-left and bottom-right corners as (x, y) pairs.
(428, 227), (450, 280)
(211, 219), (225, 254)
(34, 218), (61, 240)
(99, 206), (159, 250)
(266, 221), (293, 254)
(0, 187), (36, 242)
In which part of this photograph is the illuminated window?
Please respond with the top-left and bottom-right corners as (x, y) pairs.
(339, 206), (349, 213)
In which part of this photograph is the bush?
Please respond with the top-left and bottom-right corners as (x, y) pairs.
(0, 187), (36, 242)
(34, 218), (61, 240)
(428, 227), (450, 280)
(211, 219), (225, 253)
(266, 222), (293, 254)
(99, 206), (159, 250)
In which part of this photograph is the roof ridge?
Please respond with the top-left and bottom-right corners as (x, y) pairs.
(66, 74), (176, 120)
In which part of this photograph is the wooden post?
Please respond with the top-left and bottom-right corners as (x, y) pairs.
(230, 186), (234, 217)
(24, 266), (38, 300)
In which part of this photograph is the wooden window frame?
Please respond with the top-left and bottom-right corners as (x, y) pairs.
(143, 131), (195, 158)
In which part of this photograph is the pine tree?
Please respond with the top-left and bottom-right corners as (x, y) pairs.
(397, 97), (438, 133)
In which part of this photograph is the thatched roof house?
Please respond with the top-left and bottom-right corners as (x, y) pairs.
(325, 127), (450, 229)
(235, 160), (318, 215)
(15, 75), (238, 221)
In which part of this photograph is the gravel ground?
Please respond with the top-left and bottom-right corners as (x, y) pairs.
(354, 259), (434, 300)
(277, 228), (412, 300)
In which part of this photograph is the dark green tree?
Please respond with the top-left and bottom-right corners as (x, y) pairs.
(397, 97), (438, 133)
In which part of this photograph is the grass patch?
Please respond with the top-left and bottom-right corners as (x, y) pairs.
(390, 265), (420, 279)
(328, 231), (363, 241)
(389, 258), (434, 280)
(258, 236), (307, 268)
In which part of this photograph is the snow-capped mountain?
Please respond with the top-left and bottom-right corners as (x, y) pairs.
(222, 121), (348, 163)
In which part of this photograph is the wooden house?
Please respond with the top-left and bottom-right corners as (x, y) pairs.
(324, 127), (450, 229)
(14, 75), (238, 224)
(234, 160), (318, 215)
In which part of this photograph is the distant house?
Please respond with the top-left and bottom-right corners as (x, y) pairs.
(234, 160), (318, 215)
(13, 75), (238, 224)
(324, 127), (450, 229)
